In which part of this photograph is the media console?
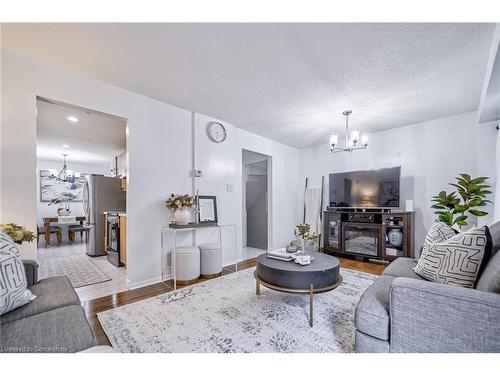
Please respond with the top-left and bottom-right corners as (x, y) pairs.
(322, 210), (414, 262)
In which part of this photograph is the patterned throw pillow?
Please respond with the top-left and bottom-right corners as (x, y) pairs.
(414, 223), (492, 288)
(421, 220), (457, 245)
(0, 231), (37, 315)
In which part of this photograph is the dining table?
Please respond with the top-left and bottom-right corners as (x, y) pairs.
(43, 216), (86, 247)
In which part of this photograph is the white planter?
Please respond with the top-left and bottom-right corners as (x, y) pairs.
(174, 208), (191, 225)
(57, 208), (71, 216)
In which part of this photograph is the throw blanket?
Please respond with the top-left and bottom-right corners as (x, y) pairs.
(304, 187), (322, 234)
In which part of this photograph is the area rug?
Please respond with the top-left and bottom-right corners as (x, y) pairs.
(98, 267), (377, 353)
(39, 254), (111, 288)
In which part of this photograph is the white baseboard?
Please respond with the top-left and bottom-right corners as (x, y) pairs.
(222, 258), (254, 267)
(127, 275), (164, 290)
(127, 261), (254, 290)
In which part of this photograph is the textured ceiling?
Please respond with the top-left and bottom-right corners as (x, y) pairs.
(3, 23), (496, 148)
(36, 99), (126, 165)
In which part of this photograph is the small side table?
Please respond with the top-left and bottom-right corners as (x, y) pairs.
(161, 223), (237, 290)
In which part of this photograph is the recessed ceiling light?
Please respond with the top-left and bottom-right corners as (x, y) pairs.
(62, 144), (70, 148)
(67, 116), (79, 123)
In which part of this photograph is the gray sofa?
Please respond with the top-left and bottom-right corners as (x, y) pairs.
(355, 222), (500, 353)
(0, 260), (96, 353)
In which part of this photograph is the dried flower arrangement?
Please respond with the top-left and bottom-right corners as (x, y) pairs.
(0, 223), (36, 244)
(165, 193), (196, 211)
(48, 198), (64, 205)
(295, 223), (311, 239)
(294, 223), (320, 242)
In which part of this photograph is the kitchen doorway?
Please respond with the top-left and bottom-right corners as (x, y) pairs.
(242, 149), (272, 260)
(35, 97), (128, 302)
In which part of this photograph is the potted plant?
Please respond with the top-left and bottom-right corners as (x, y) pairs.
(0, 223), (36, 245)
(432, 173), (492, 229)
(166, 193), (196, 225)
(293, 223), (320, 252)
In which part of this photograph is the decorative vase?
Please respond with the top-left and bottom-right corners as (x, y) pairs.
(388, 228), (403, 246)
(303, 239), (315, 252)
(174, 208), (191, 225)
(57, 203), (71, 216)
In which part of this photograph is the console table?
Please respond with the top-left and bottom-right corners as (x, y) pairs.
(161, 223), (237, 290)
(322, 211), (414, 262)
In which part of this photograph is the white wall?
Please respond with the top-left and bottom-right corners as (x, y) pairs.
(5, 45), (491, 286)
(0, 28), (2, 224)
(1, 49), (192, 288)
(235, 128), (301, 251)
(495, 127), (500, 222)
(36, 159), (110, 227)
(476, 121), (498, 225)
(193, 113), (301, 263)
(1, 49), (301, 288)
(300, 112), (488, 255)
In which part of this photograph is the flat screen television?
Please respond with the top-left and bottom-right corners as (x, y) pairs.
(329, 166), (401, 209)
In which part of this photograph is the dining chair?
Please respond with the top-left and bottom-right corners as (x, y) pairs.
(37, 225), (63, 245)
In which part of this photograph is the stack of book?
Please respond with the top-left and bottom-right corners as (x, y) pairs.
(266, 248), (294, 261)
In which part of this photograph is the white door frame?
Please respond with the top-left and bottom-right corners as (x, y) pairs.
(242, 149), (273, 250)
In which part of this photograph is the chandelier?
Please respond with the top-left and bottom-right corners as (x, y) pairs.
(329, 110), (368, 153)
(57, 154), (72, 182)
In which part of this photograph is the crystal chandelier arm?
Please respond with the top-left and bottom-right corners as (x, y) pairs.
(332, 146), (350, 153)
(350, 145), (368, 151)
(57, 154), (69, 182)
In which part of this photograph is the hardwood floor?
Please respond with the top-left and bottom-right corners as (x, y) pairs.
(82, 256), (385, 346)
(338, 257), (386, 276)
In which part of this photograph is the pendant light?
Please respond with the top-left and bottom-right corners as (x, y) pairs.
(329, 110), (369, 153)
(57, 153), (71, 182)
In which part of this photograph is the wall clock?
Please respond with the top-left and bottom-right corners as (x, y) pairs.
(207, 122), (227, 143)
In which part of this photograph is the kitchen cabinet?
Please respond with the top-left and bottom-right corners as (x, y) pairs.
(119, 215), (127, 266)
(114, 151), (127, 178)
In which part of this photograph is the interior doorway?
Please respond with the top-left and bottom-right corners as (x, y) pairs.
(35, 97), (128, 302)
(242, 149), (271, 259)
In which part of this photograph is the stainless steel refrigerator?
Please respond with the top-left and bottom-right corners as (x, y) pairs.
(83, 174), (126, 256)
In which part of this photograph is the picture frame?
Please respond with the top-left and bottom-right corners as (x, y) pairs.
(198, 195), (218, 223)
(39, 169), (87, 202)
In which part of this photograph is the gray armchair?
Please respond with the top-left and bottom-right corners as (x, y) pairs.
(22, 259), (39, 287)
(355, 222), (500, 353)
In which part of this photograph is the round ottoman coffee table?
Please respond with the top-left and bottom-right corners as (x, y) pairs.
(254, 252), (342, 327)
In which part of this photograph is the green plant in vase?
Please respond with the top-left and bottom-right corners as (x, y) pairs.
(431, 173), (492, 229)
